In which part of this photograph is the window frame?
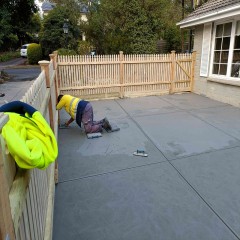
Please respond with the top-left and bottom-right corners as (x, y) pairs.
(209, 17), (240, 80)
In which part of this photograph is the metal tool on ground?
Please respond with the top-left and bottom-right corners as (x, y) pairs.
(87, 132), (102, 139)
(133, 150), (148, 157)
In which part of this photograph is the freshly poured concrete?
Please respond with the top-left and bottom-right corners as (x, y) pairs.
(53, 93), (240, 240)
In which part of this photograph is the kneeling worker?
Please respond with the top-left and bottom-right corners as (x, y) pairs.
(56, 94), (112, 133)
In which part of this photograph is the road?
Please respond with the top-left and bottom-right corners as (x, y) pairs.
(0, 58), (41, 105)
(4, 67), (41, 82)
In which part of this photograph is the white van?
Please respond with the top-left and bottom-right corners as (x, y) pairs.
(20, 44), (31, 57)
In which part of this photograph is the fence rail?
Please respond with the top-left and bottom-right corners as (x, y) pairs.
(57, 51), (196, 99)
(0, 55), (58, 240)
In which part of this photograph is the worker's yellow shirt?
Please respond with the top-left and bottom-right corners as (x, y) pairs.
(56, 95), (81, 119)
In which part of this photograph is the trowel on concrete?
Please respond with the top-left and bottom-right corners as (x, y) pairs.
(59, 123), (70, 129)
(87, 132), (102, 139)
(133, 150), (148, 157)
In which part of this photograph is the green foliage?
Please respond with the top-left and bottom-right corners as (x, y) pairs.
(57, 48), (77, 55)
(1, 0), (38, 50)
(0, 7), (19, 50)
(119, 0), (158, 54)
(77, 41), (93, 55)
(0, 51), (20, 62)
(164, 26), (182, 52)
(39, 5), (80, 57)
(49, 0), (82, 18)
(27, 43), (43, 65)
(84, 0), (186, 54)
(25, 13), (42, 43)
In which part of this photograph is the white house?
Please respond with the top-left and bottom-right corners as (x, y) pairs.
(178, 0), (240, 107)
(41, 1), (56, 16)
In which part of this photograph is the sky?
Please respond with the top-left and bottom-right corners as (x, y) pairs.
(35, 0), (43, 15)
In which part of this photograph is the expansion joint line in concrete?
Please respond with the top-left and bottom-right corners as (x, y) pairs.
(188, 111), (240, 143)
(57, 160), (168, 184)
(114, 99), (240, 240)
(159, 96), (240, 142)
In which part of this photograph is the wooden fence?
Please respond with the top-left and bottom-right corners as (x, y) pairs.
(0, 53), (58, 240)
(57, 51), (196, 99)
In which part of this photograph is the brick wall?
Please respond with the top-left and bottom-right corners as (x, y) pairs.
(193, 25), (240, 108)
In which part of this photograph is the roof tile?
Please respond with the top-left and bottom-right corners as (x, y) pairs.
(181, 0), (240, 23)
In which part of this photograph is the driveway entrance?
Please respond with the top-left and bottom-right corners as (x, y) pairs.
(53, 93), (240, 240)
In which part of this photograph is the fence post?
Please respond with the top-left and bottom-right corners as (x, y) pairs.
(0, 115), (15, 240)
(50, 52), (59, 117)
(169, 50), (176, 94)
(53, 51), (60, 95)
(51, 53), (59, 184)
(52, 51), (60, 125)
(119, 51), (124, 98)
(190, 51), (197, 92)
(39, 60), (50, 87)
(49, 53), (56, 70)
(38, 60), (54, 131)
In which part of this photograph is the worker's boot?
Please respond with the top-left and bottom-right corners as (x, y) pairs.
(102, 117), (112, 131)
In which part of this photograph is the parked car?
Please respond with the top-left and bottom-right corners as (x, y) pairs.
(20, 44), (31, 57)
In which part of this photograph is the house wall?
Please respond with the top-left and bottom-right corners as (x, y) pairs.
(193, 25), (240, 108)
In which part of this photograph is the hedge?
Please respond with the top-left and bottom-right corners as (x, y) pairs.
(28, 43), (43, 65)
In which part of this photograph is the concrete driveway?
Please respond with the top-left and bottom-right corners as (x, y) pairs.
(53, 93), (240, 240)
(0, 58), (41, 105)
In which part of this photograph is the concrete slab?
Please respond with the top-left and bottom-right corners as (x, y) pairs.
(172, 147), (240, 237)
(58, 116), (167, 182)
(116, 95), (181, 117)
(53, 162), (238, 240)
(90, 99), (128, 120)
(134, 111), (240, 160)
(190, 106), (240, 140)
(160, 93), (228, 110)
(0, 81), (34, 106)
(54, 94), (240, 240)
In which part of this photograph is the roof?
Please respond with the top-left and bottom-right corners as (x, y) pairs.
(178, 0), (240, 28)
(42, 1), (56, 12)
(80, 4), (89, 13)
(41, 1), (90, 14)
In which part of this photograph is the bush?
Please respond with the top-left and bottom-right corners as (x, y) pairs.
(27, 43), (42, 64)
(77, 41), (93, 55)
(0, 51), (20, 62)
(57, 48), (77, 55)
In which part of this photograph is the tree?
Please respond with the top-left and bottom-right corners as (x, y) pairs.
(0, 7), (18, 50)
(0, 0), (38, 50)
(4, 0), (38, 44)
(83, 0), (185, 54)
(39, 5), (81, 57)
(23, 13), (42, 44)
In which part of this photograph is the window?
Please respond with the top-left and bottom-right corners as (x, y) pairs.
(231, 21), (240, 77)
(212, 23), (231, 76)
(211, 20), (240, 79)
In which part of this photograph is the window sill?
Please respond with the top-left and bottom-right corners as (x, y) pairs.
(207, 77), (240, 87)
